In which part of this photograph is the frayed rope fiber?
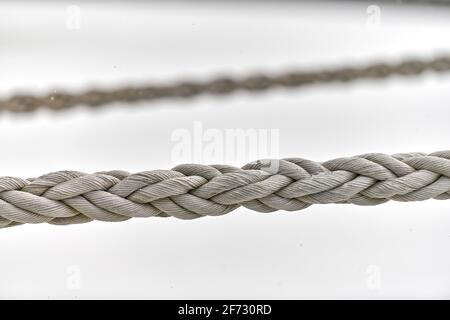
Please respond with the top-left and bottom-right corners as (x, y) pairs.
(2, 150), (450, 228)
(2, 55), (450, 112)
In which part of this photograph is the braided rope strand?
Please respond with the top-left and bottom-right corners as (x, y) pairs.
(2, 151), (450, 229)
(2, 56), (450, 112)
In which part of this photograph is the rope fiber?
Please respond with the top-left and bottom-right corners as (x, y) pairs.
(2, 55), (450, 112)
(2, 150), (450, 229)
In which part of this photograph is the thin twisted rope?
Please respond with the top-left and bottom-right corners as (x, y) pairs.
(2, 56), (450, 112)
(2, 151), (450, 229)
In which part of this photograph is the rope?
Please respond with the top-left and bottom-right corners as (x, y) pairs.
(2, 55), (450, 112)
(2, 150), (450, 229)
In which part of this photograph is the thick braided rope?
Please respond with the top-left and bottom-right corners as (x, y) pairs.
(2, 56), (450, 112)
(2, 150), (450, 229)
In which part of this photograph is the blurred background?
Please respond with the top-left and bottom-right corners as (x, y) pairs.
(0, 0), (449, 299)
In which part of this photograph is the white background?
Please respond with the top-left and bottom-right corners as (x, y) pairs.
(0, 0), (450, 299)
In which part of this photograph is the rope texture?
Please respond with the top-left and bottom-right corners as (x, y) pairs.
(2, 151), (450, 228)
(2, 56), (450, 112)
